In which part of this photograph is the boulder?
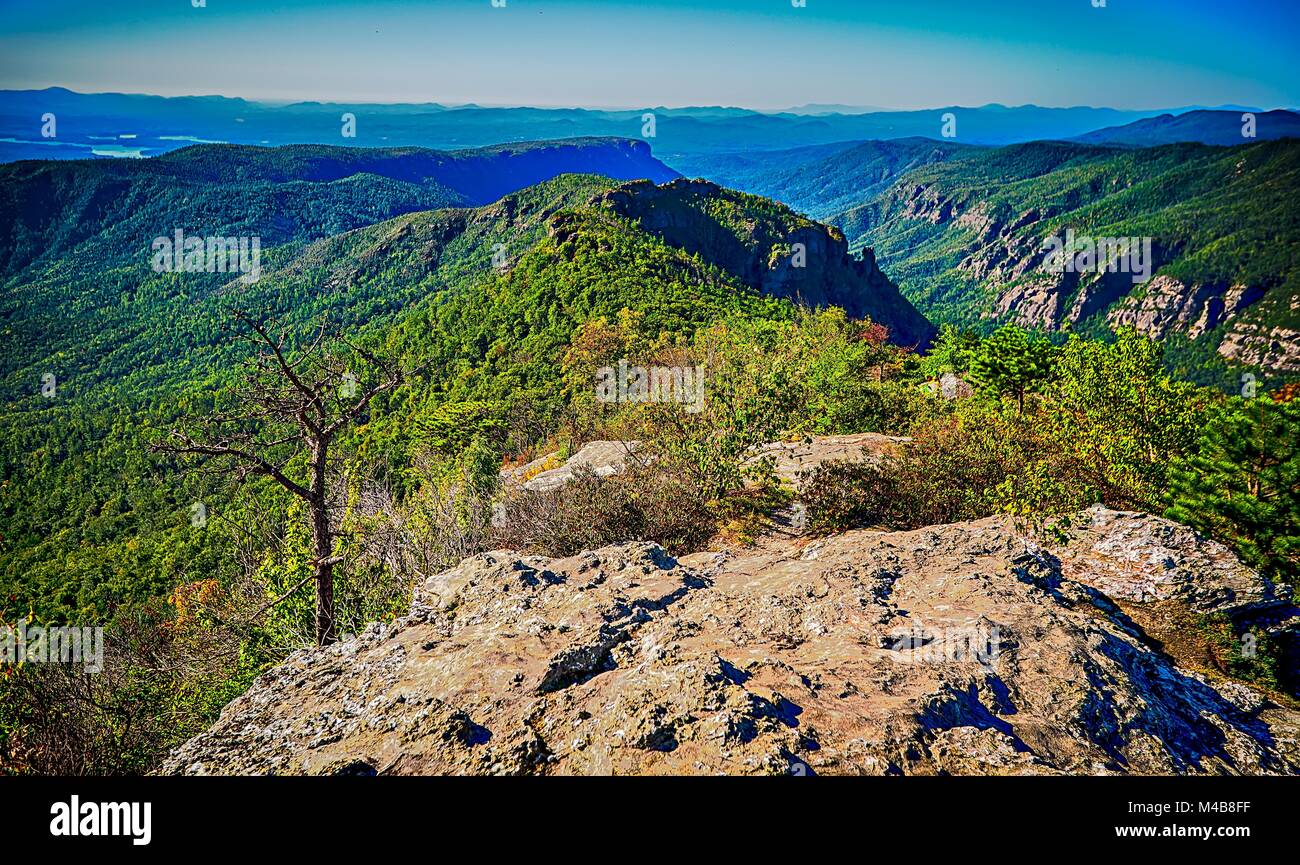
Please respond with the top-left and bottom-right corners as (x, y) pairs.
(501, 440), (642, 493)
(748, 433), (908, 489)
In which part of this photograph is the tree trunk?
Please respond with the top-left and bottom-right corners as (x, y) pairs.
(314, 554), (336, 647)
(308, 439), (336, 646)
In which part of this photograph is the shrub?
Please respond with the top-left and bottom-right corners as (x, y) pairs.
(787, 309), (921, 435)
(1047, 328), (1204, 510)
(801, 403), (1100, 534)
(918, 323), (981, 379)
(0, 599), (262, 776)
(800, 459), (894, 534)
(1196, 613), (1285, 693)
(492, 461), (716, 557)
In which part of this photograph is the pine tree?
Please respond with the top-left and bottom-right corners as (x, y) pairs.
(1167, 397), (1300, 585)
(968, 325), (1055, 413)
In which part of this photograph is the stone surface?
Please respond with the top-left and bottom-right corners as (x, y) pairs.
(1217, 323), (1300, 373)
(1107, 276), (1265, 341)
(506, 435), (906, 495)
(501, 440), (643, 493)
(1056, 506), (1287, 612)
(748, 433), (909, 489)
(920, 373), (973, 401)
(162, 507), (1299, 776)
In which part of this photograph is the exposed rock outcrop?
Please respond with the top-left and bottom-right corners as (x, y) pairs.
(503, 435), (907, 495)
(842, 143), (1300, 373)
(162, 506), (1299, 776)
(501, 441), (643, 493)
(1108, 276), (1266, 341)
(600, 178), (935, 347)
(1217, 322), (1300, 373)
(748, 433), (908, 489)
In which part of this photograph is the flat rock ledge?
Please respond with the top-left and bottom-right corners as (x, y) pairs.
(161, 506), (1299, 776)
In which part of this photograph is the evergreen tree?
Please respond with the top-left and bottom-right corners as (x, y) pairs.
(968, 325), (1055, 413)
(1167, 397), (1300, 585)
(919, 323), (981, 379)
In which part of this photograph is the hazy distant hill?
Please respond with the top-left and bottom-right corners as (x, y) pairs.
(1071, 109), (1300, 147)
(673, 138), (978, 220)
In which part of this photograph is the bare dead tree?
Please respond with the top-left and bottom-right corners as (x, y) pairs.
(152, 311), (414, 646)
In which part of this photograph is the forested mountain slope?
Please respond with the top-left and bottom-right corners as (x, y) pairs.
(0, 138), (679, 391)
(0, 166), (925, 622)
(0, 137), (678, 281)
(680, 138), (1299, 381)
(597, 178), (932, 345)
(829, 139), (1300, 379)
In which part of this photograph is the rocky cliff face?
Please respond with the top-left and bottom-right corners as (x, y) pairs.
(600, 178), (935, 347)
(1217, 322), (1300, 373)
(161, 506), (1298, 776)
(1107, 277), (1267, 342)
(836, 140), (1300, 374)
(873, 190), (1299, 371)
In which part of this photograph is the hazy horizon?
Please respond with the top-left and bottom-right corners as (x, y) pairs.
(3, 0), (1298, 110)
(4, 84), (1293, 116)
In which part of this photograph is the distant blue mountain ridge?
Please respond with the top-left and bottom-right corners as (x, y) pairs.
(2, 87), (1294, 168)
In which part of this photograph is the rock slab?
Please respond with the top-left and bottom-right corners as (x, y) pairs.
(162, 507), (1299, 776)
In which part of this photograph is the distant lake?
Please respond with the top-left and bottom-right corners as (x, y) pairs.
(0, 133), (223, 161)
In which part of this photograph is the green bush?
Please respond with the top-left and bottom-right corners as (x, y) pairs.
(802, 401), (1100, 534)
(1167, 397), (1300, 586)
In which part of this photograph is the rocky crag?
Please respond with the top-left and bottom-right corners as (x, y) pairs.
(601, 178), (935, 347)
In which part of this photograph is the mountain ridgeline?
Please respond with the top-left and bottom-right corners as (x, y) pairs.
(1070, 109), (1300, 147)
(0, 88), (1206, 163)
(0, 137), (680, 281)
(669, 138), (977, 221)
(596, 178), (932, 345)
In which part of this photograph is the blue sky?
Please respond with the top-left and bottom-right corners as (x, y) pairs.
(1, 0), (1297, 109)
